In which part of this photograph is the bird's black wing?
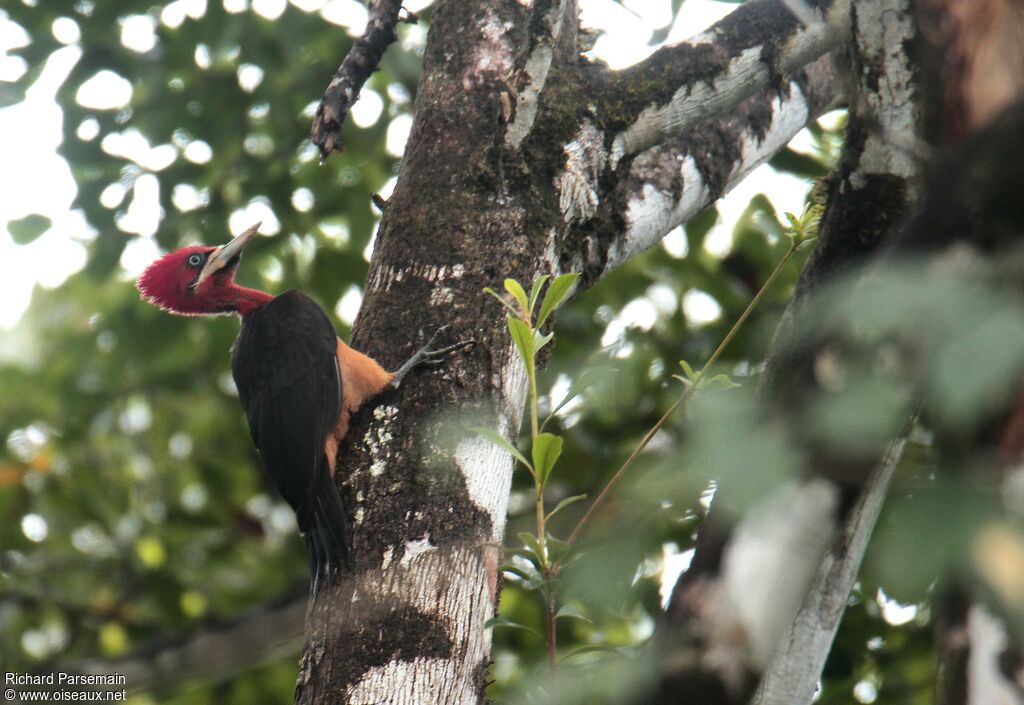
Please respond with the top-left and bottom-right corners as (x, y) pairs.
(231, 290), (347, 583)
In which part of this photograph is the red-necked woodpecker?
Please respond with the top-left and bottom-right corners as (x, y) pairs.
(137, 223), (469, 593)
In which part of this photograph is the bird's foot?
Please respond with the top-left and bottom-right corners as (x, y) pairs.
(388, 325), (475, 390)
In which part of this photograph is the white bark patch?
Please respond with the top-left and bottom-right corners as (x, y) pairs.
(967, 604), (1020, 705)
(365, 405), (398, 479)
(613, 87), (810, 274)
(347, 548), (496, 704)
(430, 287), (455, 307)
(504, 0), (567, 149)
(380, 536), (437, 570)
(609, 0), (849, 165)
(705, 479), (839, 678)
(557, 119), (606, 225)
(852, 0), (918, 183)
(401, 536), (436, 567)
(455, 435), (516, 543)
(457, 342), (525, 539)
(464, 9), (514, 91)
(615, 156), (707, 270)
(505, 44), (553, 150)
(348, 658), (472, 705)
(366, 262), (467, 293)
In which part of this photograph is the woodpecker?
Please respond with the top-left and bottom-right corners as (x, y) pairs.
(137, 223), (468, 593)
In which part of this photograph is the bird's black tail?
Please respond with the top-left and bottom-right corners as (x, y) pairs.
(304, 471), (351, 596)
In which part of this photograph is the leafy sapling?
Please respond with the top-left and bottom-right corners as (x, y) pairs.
(477, 272), (579, 670)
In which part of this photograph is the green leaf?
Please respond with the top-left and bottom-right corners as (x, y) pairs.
(497, 564), (534, 582)
(484, 616), (542, 638)
(518, 532), (545, 562)
(678, 359), (695, 379)
(532, 432), (563, 486)
(507, 316), (535, 373)
(546, 535), (571, 564)
(471, 426), (532, 472)
(483, 287), (519, 316)
(555, 603), (591, 623)
(0, 81), (27, 108)
(528, 275), (549, 315)
(769, 147), (829, 179)
(508, 544), (543, 570)
(704, 373), (740, 391)
(8, 213), (51, 245)
(534, 329), (554, 353)
(545, 493), (587, 522)
(562, 645), (628, 662)
(537, 272), (580, 328)
(504, 278), (529, 317)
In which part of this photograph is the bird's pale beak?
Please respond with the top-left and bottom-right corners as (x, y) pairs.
(193, 222), (262, 289)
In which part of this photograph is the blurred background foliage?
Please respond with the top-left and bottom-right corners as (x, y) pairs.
(0, 0), (981, 704)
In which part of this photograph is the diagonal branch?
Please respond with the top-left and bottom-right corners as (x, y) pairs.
(751, 436), (905, 705)
(554, 53), (841, 282)
(70, 593), (306, 694)
(311, 0), (404, 161)
(606, 0), (851, 166)
(607, 56), (840, 275)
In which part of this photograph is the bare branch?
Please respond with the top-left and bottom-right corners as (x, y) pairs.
(751, 437), (905, 705)
(600, 55), (841, 276)
(311, 0), (404, 161)
(607, 0), (851, 166)
(71, 594), (305, 694)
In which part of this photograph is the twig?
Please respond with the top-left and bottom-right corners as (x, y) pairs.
(311, 0), (404, 161)
(565, 236), (808, 550)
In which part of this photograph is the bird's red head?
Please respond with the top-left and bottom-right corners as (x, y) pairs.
(137, 223), (271, 316)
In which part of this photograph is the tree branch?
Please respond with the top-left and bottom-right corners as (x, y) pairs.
(603, 55), (841, 276)
(551, 54), (840, 283)
(311, 0), (404, 160)
(606, 0), (851, 166)
(70, 593), (306, 694)
(751, 436), (905, 705)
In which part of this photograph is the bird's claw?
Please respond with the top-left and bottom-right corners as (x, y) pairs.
(418, 324), (451, 346)
(389, 329), (474, 390)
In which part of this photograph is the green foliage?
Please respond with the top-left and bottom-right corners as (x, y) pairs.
(0, 0), (419, 698)
(480, 273), (583, 672)
(486, 232), (812, 696)
(7, 213), (51, 245)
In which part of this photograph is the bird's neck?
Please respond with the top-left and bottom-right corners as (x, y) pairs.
(224, 284), (274, 316)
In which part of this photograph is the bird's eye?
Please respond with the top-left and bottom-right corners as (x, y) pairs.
(187, 253), (204, 267)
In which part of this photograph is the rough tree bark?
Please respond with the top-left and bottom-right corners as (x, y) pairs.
(294, 1), (849, 703)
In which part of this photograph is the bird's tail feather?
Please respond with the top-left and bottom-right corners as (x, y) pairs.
(305, 471), (351, 596)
